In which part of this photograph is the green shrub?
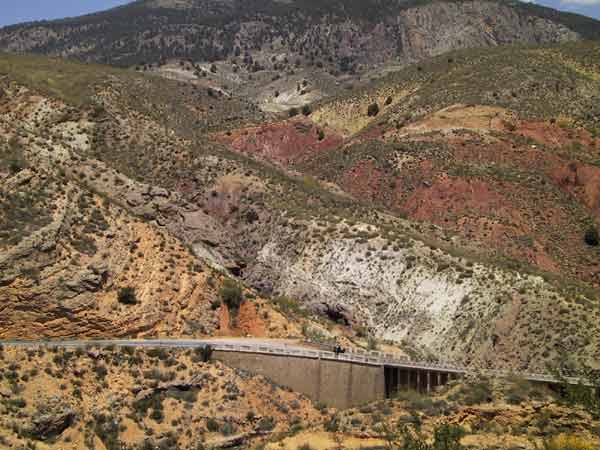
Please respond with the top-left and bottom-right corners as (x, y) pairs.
(206, 418), (220, 432)
(449, 381), (492, 405)
(257, 416), (276, 432)
(150, 408), (164, 423)
(117, 287), (137, 305)
(221, 421), (236, 436)
(219, 279), (244, 310)
(504, 377), (546, 404)
(399, 423), (465, 450)
(433, 424), (465, 450)
(367, 103), (380, 117)
(192, 345), (213, 363)
(324, 416), (339, 432)
(584, 227), (599, 246)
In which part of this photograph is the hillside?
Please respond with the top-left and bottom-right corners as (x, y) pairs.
(281, 42), (600, 289)
(0, 0), (598, 113)
(1, 49), (600, 374)
(1, 2), (600, 448)
(0, 345), (599, 450)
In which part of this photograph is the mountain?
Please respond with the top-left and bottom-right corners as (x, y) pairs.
(1, 0), (598, 68)
(0, 0), (599, 114)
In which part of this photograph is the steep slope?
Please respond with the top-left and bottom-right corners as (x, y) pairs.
(213, 43), (600, 371)
(1, 51), (599, 373)
(226, 42), (600, 290)
(0, 54), (292, 340)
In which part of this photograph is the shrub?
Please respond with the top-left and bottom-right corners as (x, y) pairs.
(399, 423), (465, 450)
(257, 417), (276, 432)
(220, 422), (236, 436)
(367, 103), (380, 117)
(192, 345), (213, 363)
(3, 397), (26, 410)
(150, 408), (164, 423)
(504, 377), (546, 404)
(93, 364), (108, 379)
(206, 418), (220, 432)
(433, 424), (465, 450)
(117, 287), (137, 305)
(318, 129), (325, 141)
(146, 348), (169, 360)
(289, 107), (299, 117)
(219, 279), (244, 310)
(584, 227), (599, 246)
(449, 381), (492, 405)
(324, 416), (339, 432)
(302, 105), (312, 116)
(368, 337), (378, 350)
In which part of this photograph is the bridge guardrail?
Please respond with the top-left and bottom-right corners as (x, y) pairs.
(0, 339), (593, 387)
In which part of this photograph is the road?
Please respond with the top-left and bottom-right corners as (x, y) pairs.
(0, 338), (589, 386)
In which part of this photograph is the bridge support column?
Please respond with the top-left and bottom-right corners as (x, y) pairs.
(316, 355), (322, 402)
(416, 371), (421, 392)
(401, 369), (407, 390)
(426, 371), (431, 393)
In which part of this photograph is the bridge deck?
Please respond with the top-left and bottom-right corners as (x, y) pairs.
(0, 339), (589, 386)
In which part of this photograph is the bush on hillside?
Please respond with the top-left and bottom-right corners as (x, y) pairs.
(117, 287), (137, 305)
(584, 227), (599, 246)
(448, 380), (492, 405)
(219, 279), (244, 310)
(367, 103), (380, 117)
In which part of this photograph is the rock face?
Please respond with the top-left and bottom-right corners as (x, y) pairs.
(239, 218), (600, 371)
(395, 1), (578, 62)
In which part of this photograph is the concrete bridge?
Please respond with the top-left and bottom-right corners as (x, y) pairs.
(0, 339), (592, 409)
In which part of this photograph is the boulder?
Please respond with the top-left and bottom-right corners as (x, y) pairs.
(26, 406), (77, 441)
(87, 349), (101, 360)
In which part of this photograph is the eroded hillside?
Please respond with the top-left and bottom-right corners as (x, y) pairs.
(1, 50), (599, 373)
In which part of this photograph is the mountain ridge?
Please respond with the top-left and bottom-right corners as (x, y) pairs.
(0, 0), (597, 69)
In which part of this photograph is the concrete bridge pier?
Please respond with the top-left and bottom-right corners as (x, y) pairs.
(384, 366), (458, 398)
